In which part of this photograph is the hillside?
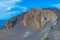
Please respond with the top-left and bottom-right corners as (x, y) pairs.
(3, 8), (58, 29)
(1, 8), (60, 40)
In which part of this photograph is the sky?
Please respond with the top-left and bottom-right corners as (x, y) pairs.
(0, 0), (60, 20)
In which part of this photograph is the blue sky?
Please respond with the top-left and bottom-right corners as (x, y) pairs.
(0, 0), (60, 20)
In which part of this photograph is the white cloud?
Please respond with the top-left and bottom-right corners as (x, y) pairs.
(16, 6), (27, 12)
(0, 0), (27, 12)
(0, 11), (19, 19)
(0, 0), (27, 19)
(0, 0), (22, 11)
(20, 7), (27, 12)
(51, 3), (60, 8)
(7, 7), (12, 10)
(0, 0), (21, 6)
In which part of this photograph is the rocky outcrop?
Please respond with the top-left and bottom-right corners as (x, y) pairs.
(3, 8), (58, 29)
(3, 12), (27, 29)
(22, 8), (58, 29)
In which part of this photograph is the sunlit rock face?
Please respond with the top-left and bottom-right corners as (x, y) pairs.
(3, 8), (58, 30)
(23, 8), (58, 29)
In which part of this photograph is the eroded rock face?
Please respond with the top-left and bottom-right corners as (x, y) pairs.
(22, 8), (58, 29)
(3, 12), (27, 29)
(3, 8), (58, 29)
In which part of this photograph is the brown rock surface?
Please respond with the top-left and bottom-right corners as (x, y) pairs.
(3, 8), (58, 29)
(23, 8), (58, 29)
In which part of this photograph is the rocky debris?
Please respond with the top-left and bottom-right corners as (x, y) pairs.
(3, 8), (58, 29)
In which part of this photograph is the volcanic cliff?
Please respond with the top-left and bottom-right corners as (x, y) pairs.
(3, 8), (58, 29)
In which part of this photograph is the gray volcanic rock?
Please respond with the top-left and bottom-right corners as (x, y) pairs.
(1, 8), (60, 40)
(3, 8), (58, 29)
(3, 12), (27, 29)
